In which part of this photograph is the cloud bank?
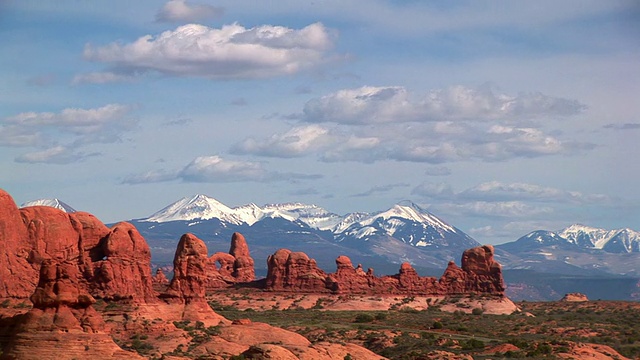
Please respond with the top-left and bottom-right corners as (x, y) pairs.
(123, 155), (321, 184)
(0, 104), (136, 164)
(232, 85), (589, 164)
(81, 22), (334, 81)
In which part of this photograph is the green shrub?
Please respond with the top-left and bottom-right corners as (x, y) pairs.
(354, 313), (374, 323)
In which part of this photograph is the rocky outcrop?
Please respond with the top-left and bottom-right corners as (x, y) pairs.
(0, 190), (34, 299)
(561, 293), (589, 302)
(90, 222), (156, 302)
(153, 268), (169, 286)
(0, 190), (156, 303)
(266, 245), (506, 296)
(162, 233), (209, 303)
(229, 232), (255, 282)
(459, 245), (505, 294)
(1, 259), (142, 359)
(266, 249), (328, 292)
(206, 232), (255, 288)
(159, 233), (228, 326)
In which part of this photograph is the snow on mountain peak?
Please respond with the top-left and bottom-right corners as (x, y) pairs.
(144, 194), (243, 224)
(21, 198), (76, 213)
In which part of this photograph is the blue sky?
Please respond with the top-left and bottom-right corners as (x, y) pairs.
(2, 0), (639, 244)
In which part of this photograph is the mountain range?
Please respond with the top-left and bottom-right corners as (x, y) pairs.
(21, 194), (640, 300)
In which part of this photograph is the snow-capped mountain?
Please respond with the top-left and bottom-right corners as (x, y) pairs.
(142, 194), (342, 229)
(139, 195), (476, 249)
(144, 195), (245, 224)
(500, 224), (640, 254)
(131, 194), (481, 271)
(334, 201), (479, 249)
(20, 198), (76, 213)
(559, 224), (640, 253)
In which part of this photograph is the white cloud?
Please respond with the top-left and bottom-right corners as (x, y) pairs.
(232, 125), (332, 158)
(123, 155), (321, 184)
(0, 125), (43, 147)
(237, 85), (588, 163)
(1, 104), (136, 164)
(6, 104), (133, 131)
(179, 155), (267, 182)
(71, 72), (135, 85)
(83, 22), (334, 80)
(300, 85), (585, 125)
(14, 146), (99, 164)
(434, 201), (554, 218)
(459, 181), (611, 204)
(156, 0), (224, 23)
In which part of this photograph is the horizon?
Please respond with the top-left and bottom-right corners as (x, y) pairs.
(16, 191), (639, 246)
(2, 1), (639, 245)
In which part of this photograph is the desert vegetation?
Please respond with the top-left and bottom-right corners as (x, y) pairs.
(209, 298), (640, 359)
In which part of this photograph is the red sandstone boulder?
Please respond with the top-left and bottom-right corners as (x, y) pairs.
(460, 245), (505, 294)
(266, 249), (328, 292)
(153, 268), (170, 286)
(561, 293), (589, 302)
(230, 233), (255, 282)
(328, 256), (371, 294)
(162, 233), (209, 303)
(90, 222), (156, 302)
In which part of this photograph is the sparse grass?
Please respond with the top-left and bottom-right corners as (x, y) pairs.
(213, 300), (640, 359)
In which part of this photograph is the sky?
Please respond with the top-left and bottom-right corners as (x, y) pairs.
(1, 0), (639, 244)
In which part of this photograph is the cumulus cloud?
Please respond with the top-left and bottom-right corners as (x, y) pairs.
(1, 104), (136, 164)
(232, 125), (334, 158)
(123, 155), (321, 184)
(82, 22), (333, 80)
(14, 146), (100, 164)
(238, 85), (589, 164)
(300, 85), (585, 124)
(156, 0), (224, 23)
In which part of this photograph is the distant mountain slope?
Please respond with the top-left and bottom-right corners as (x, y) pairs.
(499, 224), (640, 254)
(131, 194), (482, 272)
(20, 198), (76, 213)
(497, 225), (640, 277)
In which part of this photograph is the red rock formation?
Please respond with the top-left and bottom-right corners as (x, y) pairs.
(162, 233), (209, 303)
(459, 245), (505, 294)
(90, 222), (156, 302)
(266, 249), (328, 292)
(230, 232), (255, 282)
(153, 268), (170, 286)
(203, 232), (255, 289)
(0, 190), (156, 303)
(561, 293), (589, 302)
(266, 245), (506, 297)
(2, 259), (142, 359)
(0, 189), (35, 298)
